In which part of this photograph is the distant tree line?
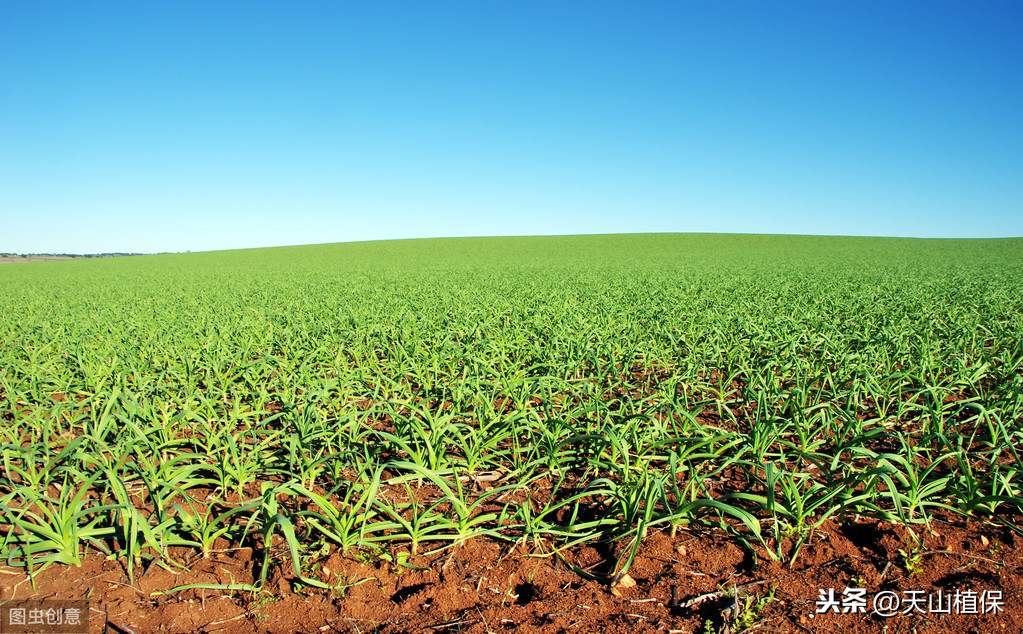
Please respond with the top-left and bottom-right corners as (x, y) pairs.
(0, 252), (151, 258)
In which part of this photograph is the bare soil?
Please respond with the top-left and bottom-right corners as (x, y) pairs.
(0, 256), (76, 264)
(2, 510), (1020, 633)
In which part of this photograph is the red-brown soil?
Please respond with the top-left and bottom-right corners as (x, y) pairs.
(2, 513), (1020, 633)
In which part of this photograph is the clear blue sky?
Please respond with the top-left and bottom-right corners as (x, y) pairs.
(2, 1), (1021, 253)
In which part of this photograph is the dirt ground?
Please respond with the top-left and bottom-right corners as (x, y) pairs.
(1, 511), (1020, 633)
(0, 256), (76, 264)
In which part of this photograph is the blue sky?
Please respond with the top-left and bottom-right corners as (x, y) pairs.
(2, 1), (1021, 253)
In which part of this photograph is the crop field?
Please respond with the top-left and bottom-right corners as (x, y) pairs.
(1, 234), (1022, 632)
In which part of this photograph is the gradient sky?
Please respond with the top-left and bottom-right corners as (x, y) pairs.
(2, 1), (1021, 253)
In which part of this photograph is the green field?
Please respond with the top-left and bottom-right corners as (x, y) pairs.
(2, 233), (1021, 589)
